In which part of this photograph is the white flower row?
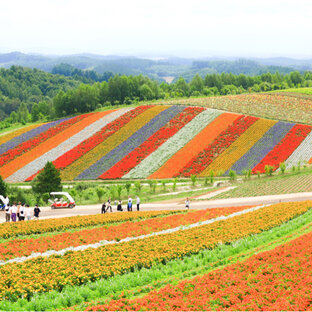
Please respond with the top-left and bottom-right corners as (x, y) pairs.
(6, 108), (133, 182)
(124, 109), (222, 179)
(284, 131), (312, 169)
(0, 204), (265, 266)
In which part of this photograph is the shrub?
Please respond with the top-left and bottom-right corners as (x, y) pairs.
(280, 162), (286, 174)
(264, 165), (274, 176)
(229, 170), (237, 181)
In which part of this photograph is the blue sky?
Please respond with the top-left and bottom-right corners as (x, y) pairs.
(0, 0), (311, 58)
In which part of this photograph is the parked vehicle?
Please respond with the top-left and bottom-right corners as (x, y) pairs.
(49, 192), (75, 209)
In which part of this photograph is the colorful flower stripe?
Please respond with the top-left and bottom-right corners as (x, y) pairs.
(0, 118), (71, 156)
(125, 109), (222, 179)
(2, 113), (99, 181)
(178, 115), (257, 177)
(61, 106), (168, 181)
(0, 206), (251, 261)
(0, 116), (85, 168)
(200, 119), (276, 176)
(150, 112), (238, 179)
(99, 107), (204, 179)
(53, 106), (149, 172)
(284, 131), (312, 169)
(0, 201), (310, 301)
(0, 210), (178, 239)
(226, 121), (293, 175)
(253, 124), (312, 173)
(0, 124), (41, 147)
(78, 106), (184, 180)
(100, 221), (312, 311)
(24, 109), (131, 182)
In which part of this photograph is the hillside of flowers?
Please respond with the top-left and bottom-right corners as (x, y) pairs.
(0, 201), (312, 311)
(0, 104), (311, 182)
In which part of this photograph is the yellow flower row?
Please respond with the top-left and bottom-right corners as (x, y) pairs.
(61, 106), (169, 180)
(200, 118), (276, 176)
(0, 201), (310, 301)
(0, 210), (180, 239)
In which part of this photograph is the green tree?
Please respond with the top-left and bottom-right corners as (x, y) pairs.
(32, 162), (62, 199)
(96, 188), (105, 202)
(0, 175), (7, 197)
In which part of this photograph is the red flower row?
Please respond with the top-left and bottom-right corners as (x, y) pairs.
(0, 206), (250, 261)
(99, 107), (205, 179)
(89, 219), (312, 311)
(52, 106), (152, 171)
(253, 124), (312, 173)
(178, 115), (258, 176)
(0, 114), (92, 168)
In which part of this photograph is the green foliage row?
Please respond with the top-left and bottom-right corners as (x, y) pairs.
(1, 208), (311, 311)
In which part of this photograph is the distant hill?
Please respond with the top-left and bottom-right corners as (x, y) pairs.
(1, 52), (311, 82)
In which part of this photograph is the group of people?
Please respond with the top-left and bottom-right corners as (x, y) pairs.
(101, 196), (140, 213)
(4, 202), (41, 222)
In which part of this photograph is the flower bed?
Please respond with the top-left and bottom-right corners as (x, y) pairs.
(77, 106), (183, 180)
(0, 206), (250, 261)
(253, 124), (312, 173)
(99, 107), (204, 179)
(125, 109), (222, 179)
(60, 106), (166, 181)
(178, 115), (258, 177)
(0, 201), (310, 301)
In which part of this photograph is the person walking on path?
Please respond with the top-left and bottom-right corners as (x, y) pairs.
(117, 200), (123, 211)
(10, 202), (17, 222)
(5, 204), (10, 222)
(185, 197), (190, 210)
(101, 202), (106, 214)
(34, 204), (41, 220)
(107, 198), (112, 212)
(25, 205), (31, 220)
(136, 195), (140, 211)
(17, 202), (21, 221)
(127, 196), (132, 211)
(19, 203), (25, 221)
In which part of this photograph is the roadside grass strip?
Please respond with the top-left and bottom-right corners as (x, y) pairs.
(61, 105), (166, 181)
(253, 124), (312, 173)
(76, 106), (184, 180)
(149, 113), (238, 179)
(0, 124), (42, 148)
(124, 109), (222, 179)
(5, 112), (109, 182)
(226, 121), (293, 175)
(200, 118), (276, 176)
(16, 110), (124, 182)
(54, 106), (149, 177)
(0, 206), (251, 262)
(0, 201), (310, 301)
(98, 213), (312, 311)
(283, 131), (312, 169)
(0, 210), (179, 240)
(99, 107), (204, 179)
(3, 206), (312, 311)
(178, 115), (256, 177)
(1, 113), (95, 180)
(0, 118), (71, 156)
(0, 116), (83, 168)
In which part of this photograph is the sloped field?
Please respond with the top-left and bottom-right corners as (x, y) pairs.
(1, 105), (311, 182)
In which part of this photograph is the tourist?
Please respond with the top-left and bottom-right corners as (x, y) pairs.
(185, 197), (190, 210)
(127, 196), (132, 211)
(19, 203), (25, 221)
(11, 202), (17, 222)
(101, 202), (106, 214)
(34, 204), (41, 220)
(5, 204), (10, 222)
(136, 195), (140, 211)
(107, 198), (112, 212)
(117, 200), (123, 211)
(17, 202), (21, 221)
(25, 205), (31, 221)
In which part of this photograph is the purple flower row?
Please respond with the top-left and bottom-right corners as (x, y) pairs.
(0, 117), (72, 156)
(226, 121), (295, 175)
(76, 106), (185, 180)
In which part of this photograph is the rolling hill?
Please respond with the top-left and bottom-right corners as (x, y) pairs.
(0, 104), (311, 182)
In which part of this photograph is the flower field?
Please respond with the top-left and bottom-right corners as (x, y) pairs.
(1, 104), (312, 182)
(0, 200), (311, 310)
